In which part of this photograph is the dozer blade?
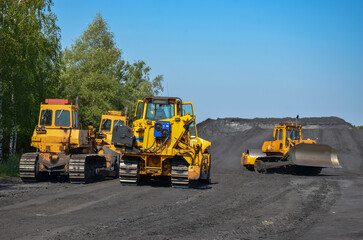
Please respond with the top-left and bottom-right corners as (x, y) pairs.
(247, 149), (266, 158)
(287, 143), (341, 168)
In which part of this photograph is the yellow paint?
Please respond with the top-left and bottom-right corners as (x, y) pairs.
(241, 153), (257, 166)
(29, 99), (95, 174)
(188, 165), (201, 180)
(97, 111), (129, 144)
(31, 100), (91, 153)
(116, 97), (211, 181)
(242, 122), (316, 167)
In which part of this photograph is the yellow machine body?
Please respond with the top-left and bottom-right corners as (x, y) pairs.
(261, 123), (315, 156)
(242, 122), (340, 174)
(97, 111), (129, 143)
(96, 111), (129, 170)
(112, 97), (211, 187)
(31, 100), (91, 154)
(20, 99), (117, 183)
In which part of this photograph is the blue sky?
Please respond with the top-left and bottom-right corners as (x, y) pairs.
(53, 0), (363, 125)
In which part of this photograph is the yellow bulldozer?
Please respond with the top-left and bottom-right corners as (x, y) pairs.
(19, 99), (119, 183)
(241, 121), (341, 175)
(110, 97), (211, 187)
(95, 111), (129, 178)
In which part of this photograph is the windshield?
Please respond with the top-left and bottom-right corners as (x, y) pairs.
(55, 110), (70, 127)
(40, 109), (52, 126)
(101, 119), (112, 131)
(182, 104), (194, 117)
(286, 129), (299, 140)
(113, 120), (124, 129)
(145, 103), (175, 120)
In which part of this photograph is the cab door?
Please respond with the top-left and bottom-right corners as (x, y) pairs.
(134, 100), (144, 121)
(272, 128), (284, 152)
(181, 102), (195, 119)
(182, 102), (197, 138)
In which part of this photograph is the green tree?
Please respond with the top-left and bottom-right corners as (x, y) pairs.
(118, 60), (163, 120)
(60, 13), (163, 127)
(0, 0), (61, 158)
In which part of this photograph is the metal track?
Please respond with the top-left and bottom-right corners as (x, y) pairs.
(119, 157), (138, 185)
(19, 153), (39, 182)
(69, 154), (89, 184)
(171, 160), (189, 188)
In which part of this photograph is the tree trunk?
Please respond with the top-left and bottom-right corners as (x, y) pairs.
(0, 80), (3, 163)
(9, 93), (16, 157)
(9, 120), (14, 157)
(13, 125), (17, 156)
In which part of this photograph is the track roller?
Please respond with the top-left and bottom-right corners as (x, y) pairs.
(19, 153), (39, 182)
(119, 157), (138, 185)
(69, 154), (90, 184)
(171, 159), (189, 188)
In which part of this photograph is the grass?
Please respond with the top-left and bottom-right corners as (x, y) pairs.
(0, 154), (21, 177)
(355, 125), (363, 130)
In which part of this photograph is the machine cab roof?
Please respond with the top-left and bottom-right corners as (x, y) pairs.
(38, 99), (79, 129)
(135, 97), (195, 121)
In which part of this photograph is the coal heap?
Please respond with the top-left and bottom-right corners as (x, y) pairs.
(197, 117), (363, 173)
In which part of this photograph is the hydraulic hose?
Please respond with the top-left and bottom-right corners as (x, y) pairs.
(140, 138), (156, 151)
(143, 137), (169, 153)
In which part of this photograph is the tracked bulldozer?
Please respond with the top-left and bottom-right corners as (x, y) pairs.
(110, 97), (211, 188)
(19, 99), (118, 183)
(95, 111), (129, 178)
(241, 122), (341, 175)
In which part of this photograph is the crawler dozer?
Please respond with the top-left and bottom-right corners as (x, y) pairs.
(241, 122), (341, 175)
(19, 99), (118, 183)
(111, 97), (211, 187)
(95, 111), (129, 178)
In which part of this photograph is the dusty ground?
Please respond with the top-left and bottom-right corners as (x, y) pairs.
(0, 117), (362, 239)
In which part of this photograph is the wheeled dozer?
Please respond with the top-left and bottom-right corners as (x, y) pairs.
(241, 122), (341, 175)
(111, 97), (211, 187)
(19, 99), (118, 183)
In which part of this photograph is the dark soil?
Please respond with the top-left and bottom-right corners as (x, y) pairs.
(0, 117), (362, 239)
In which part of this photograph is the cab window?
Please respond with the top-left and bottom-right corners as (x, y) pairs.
(101, 119), (112, 131)
(286, 129), (297, 140)
(278, 129), (283, 140)
(189, 122), (197, 138)
(74, 111), (79, 128)
(135, 102), (144, 120)
(146, 103), (175, 120)
(72, 111), (76, 128)
(55, 110), (70, 127)
(40, 109), (52, 126)
(113, 120), (125, 129)
(274, 129), (278, 140)
(182, 104), (194, 117)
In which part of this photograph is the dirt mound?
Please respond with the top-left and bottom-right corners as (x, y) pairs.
(197, 117), (363, 173)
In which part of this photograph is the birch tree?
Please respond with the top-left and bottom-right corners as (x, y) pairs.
(0, 0), (61, 157)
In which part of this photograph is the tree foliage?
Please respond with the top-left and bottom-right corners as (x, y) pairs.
(0, 7), (163, 166)
(60, 13), (163, 127)
(0, 0), (61, 157)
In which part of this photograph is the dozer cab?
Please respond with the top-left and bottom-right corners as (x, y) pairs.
(241, 122), (341, 175)
(111, 97), (211, 187)
(19, 99), (118, 183)
(95, 111), (129, 178)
